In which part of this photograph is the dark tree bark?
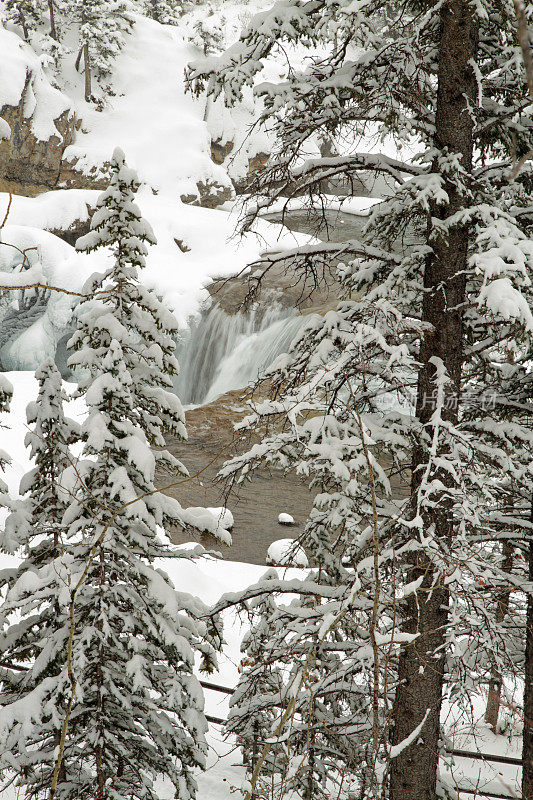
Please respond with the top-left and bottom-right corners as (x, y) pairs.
(20, 14), (29, 41)
(389, 3), (478, 800)
(522, 500), (533, 800)
(305, 706), (316, 800)
(83, 42), (92, 103)
(48, 0), (58, 40)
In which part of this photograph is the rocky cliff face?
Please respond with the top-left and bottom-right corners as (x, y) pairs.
(0, 30), (80, 196)
(0, 86), (77, 196)
(1, 96), (233, 206)
(1, 89), (233, 205)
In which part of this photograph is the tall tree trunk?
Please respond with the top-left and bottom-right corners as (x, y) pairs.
(251, 721), (259, 800)
(306, 707), (316, 800)
(484, 541), (514, 731)
(20, 15), (29, 41)
(389, 3), (478, 800)
(522, 499), (533, 800)
(83, 43), (92, 103)
(48, 0), (58, 40)
(96, 546), (105, 799)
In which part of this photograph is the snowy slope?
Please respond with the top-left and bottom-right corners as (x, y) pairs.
(61, 14), (232, 201)
(0, 25), (72, 140)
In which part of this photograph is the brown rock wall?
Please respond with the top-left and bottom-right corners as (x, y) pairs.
(0, 72), (78, 195)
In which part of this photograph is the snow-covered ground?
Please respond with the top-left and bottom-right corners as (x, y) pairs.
(61, 14), (230, 201)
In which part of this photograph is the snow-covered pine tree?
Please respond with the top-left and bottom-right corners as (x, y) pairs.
(73, 148), (190, 478)
(67, 0), (132, 100)
(188, 2), (533, 798)
(74, 146), (231, 540)
(143, 0), (183, 26)
(26, 147), (225, 800)
(227, 572), (284, 789)
(11, 358), (78, 556)
(3, 0), (41, 41)
(0, 360), (78, 797)
(217, 298), (427, 798)
(53, 345), (214, 800)
(189, 8), (226, 57)
(2, 0), (61, 64)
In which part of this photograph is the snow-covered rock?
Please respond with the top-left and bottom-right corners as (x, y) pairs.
(0, 28), (75, 193)
(182, 506), (233, 546)
(278, 512), (294, 525)
(266, 538), (308, 567)
(207, 507), (234, 530)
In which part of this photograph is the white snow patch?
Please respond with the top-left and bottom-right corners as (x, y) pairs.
(0, 27), (71, 141)
(478, 277), (533, 332)
(62, 15), (230, 201)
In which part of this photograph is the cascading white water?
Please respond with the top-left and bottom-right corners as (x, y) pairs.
(174, 303), (305, 406)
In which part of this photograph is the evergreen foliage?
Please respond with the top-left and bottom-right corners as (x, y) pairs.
(74, 148), (187, 474)
(228, 563), (372, 800)
(143, 0), (184, 26)
(3, 0), (41, 41)
(0, 361), (77, 798)
(3, 0), (65, 65)
(67, 0), (132, 86)
(189, 1), (533, 796)
(53, 147), (222, 799)
(0, 151), (226, 799)
(190, 9), (226, 57)
(227, 572), (283, 786)
(0, 373), (13, 463)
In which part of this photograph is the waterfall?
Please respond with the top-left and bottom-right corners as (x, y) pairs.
(174, 303), (304, 406)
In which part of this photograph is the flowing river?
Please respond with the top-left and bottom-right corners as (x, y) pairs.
(162, 208), (409, 564)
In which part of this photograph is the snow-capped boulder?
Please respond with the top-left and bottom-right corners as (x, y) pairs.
(266, 539), (308, 568)
(182, 506), (232, 546)
(207, 507), (234, 530)
(278, 512), (295, 525)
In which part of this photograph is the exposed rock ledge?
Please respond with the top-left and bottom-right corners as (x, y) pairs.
(0, 72), (78, 197)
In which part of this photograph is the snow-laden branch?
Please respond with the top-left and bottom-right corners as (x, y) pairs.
(293, 153), (427, 185)
(0, 265), (45, 288)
